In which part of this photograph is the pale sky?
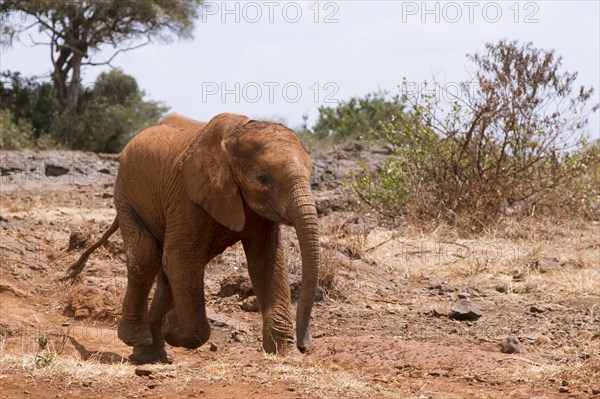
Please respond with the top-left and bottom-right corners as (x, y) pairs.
(2, 1), (599, 135)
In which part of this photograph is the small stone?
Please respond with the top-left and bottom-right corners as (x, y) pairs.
(409, 370), (424, 378)
(495, 284), (508, 293)
(501, 336), (522, 354)
(287, 387), (296, 392)
(536, 257), (559, 273)
(428, 370), (448, 377)
(530, 305), (545, 314)
(147, 384), (157, 389)
(559, 386), (570, 393)
(457, 292), (469, 300)
(535, 335), (551, 346)
(24, 390), (29, 395)
(592, 388), (600, 395)
(44, 163), (69, 177)
(561, 380), (569, 386)
(431, 308), (445, 318)
(448, 300), (483, 321)
(209, 342), (218, 352)
(428, 277), (443, 289)
(218, 274), (254, 298)
(135, 368), (152, 377)
(241, 296), (260, 312)
(82, 380), (93, 387)
(512, 271), (525, 281)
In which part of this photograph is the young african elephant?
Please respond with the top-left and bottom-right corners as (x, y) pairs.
(63, 113), (320, 364)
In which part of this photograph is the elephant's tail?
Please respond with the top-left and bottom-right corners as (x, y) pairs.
(60, 217), (119, 282)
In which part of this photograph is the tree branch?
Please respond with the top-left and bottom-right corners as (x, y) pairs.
(82, 36), (151, 67)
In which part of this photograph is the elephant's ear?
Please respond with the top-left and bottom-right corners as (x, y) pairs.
(180, 113), (249, 232)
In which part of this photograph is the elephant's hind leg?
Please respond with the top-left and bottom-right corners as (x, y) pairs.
(160, 243), (211, 349)
(117, 206), (162, 347)
(133, 267), (175, 364)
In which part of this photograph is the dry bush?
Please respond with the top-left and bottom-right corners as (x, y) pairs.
(351, 40), (599, 233)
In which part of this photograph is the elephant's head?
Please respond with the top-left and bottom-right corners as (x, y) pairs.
(180, 113), (319, 353)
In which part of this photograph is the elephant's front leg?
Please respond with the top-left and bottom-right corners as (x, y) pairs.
(243, 225), (294, 354)
(160, 244), (210, 349)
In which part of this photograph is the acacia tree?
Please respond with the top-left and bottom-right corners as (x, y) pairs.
(1, 0), (201, 113)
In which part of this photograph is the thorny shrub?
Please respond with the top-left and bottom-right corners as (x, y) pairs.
(352, 40), (599, 231)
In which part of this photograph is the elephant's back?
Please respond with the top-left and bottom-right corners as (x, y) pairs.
(114, 115), (206, 238)
(123, 114), (205, 160)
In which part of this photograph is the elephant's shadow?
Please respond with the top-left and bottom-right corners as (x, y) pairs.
(67, 336), (129, 364)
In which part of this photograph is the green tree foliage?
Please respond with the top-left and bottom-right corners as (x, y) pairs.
(352, 40), (599, 228)
(0, 71), (62, 139)
(1, 0), (201, 113)
(312, 91), (405, 141)
(0, 108), (34, 150)
(0, 70), (167, 152)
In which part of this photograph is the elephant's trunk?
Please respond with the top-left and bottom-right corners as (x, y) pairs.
(288, 178), (320, 353)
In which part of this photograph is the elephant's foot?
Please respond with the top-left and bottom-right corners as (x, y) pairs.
(161, 310), (210, 349)
(118, 318), (153, 347)
(262, 315), (294, 355)
(132, 345), (174, 364)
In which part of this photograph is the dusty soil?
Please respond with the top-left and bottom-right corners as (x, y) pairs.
(1, 148), (599, 399)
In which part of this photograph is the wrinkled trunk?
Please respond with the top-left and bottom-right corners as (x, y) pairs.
(289, 179), (320, 352)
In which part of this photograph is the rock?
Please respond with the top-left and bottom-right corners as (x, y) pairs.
(67, 231), (90, 252)
(409, 370), (424, 378)
(44, 163), (69, 177)
(535, 335), (551, 346)
(534, 257), (560, 273)
(431, 308), (445, 318)
(457, 292), (469, 300)
(0, 282), (28, 297)
(559, 386), (570, 393)
(370, 144), (393, 155)
(512, 271), (526, 281)
(206, 308), (250, 332)
(218, 273), (253, 299)
(135, 368), (152, 377)
(209, 342), (218, 352)
(289, 274), (325, 303)
(495, 284), (508, 293)
(341, 142), (364, 152)
(530, 305), (545, 314)
(1, 163), (23, 176)
(447, 300), (482, 321)
(501, 336), (522, 354)
(592, 388), (600, 395)
(231, 330), (243, 343)
(428, 277), (443, 289)
(428, 370), (448, 377)
(241, 296), (260, 312)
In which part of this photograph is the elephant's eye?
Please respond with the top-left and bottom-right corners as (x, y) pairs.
(257, 172), (270, 186)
